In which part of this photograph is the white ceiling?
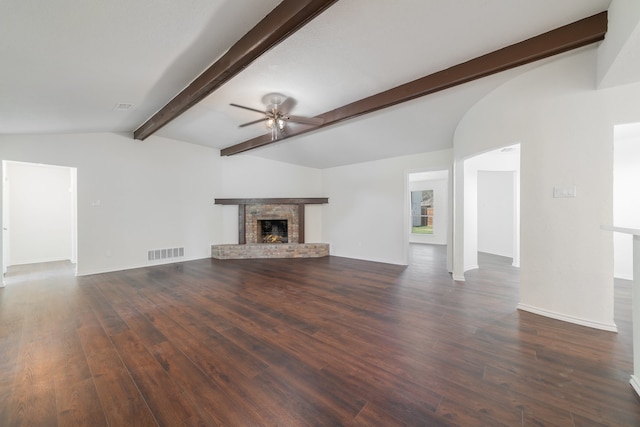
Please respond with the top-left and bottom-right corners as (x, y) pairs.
(0, 0), (280, 133)
(1, 0), (616, 169)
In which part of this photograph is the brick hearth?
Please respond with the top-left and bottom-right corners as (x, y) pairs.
(211, 243), (329, 259)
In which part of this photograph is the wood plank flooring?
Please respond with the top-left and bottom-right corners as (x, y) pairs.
(1, 244), (639, 426)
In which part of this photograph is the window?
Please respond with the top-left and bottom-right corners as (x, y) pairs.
(411, 190), (433, 234)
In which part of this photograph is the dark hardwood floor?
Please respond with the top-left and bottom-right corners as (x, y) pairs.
(1, 244), (639, 426)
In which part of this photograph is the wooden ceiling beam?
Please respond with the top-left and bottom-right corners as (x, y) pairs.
(221, 11), (607, 156)
(133, 0), (338, 141)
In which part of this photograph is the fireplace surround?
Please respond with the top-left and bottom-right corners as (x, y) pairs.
(212, 198), (329, 259)
(244, 203), (299, 244)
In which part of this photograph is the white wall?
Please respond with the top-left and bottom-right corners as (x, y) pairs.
(0, 133), (222, 275)
(5, 161), (75, 266)
(614, 124), (640, 279)
(322, 149), (452, 265)
(0, 133), (327, 276)
(478, 171), (514, 258)
(463, 162), (479, 271)
(454, 46), (640, 331)
(409, 177), (448, 245)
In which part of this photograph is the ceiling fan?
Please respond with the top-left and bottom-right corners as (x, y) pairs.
(230, 93), (324, 140)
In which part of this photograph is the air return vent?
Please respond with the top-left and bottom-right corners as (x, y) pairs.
(113, 103), (133, 111)
(148, 247), (184, 261)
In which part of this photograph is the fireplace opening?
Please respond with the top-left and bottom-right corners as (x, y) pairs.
(259, 219), (288, 243)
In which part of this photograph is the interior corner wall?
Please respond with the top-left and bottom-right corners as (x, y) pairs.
(453, 46), (640, 330)
(322, 149), (452, 265)
(6, 161), (74, 266)
(0, 132), (223, 275)
(597, 0), (640, 88)
(216, 155), (324, 244)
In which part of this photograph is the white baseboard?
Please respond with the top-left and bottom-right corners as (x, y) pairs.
(631, 375), (640, 398)
(75, 255), (206, 277)
(517, 303), (618, 332)
(452, 274), (465, 282)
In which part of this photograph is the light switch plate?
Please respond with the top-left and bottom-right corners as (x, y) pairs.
(553, 186), (576, 198)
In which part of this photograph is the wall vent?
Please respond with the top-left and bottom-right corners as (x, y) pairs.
(148, 247), (184, 261)
(113, 102), (133, 111)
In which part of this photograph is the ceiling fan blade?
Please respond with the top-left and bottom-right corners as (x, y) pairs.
(285, 115), (324, 126)
(230, 103), (267, 115)
(239, 117), (270, 128)
(279, 97), (296, 114)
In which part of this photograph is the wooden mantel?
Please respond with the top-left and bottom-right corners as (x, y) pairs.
(214, 198), (328, 244)
(215, 198), (328, 205)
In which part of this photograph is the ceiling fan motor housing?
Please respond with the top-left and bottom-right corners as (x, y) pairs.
(262, 92), (287, 109)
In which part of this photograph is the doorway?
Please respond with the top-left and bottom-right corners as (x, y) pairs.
(406, 169), (450, 266)
(613, 123), (640, 280)
(463, 144), (520, 272)
(2, 161), (77, 278)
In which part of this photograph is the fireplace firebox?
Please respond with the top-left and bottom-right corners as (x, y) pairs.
(259, 219), (288, 243)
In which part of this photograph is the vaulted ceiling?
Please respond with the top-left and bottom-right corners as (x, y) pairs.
(1, 0), (617, 168)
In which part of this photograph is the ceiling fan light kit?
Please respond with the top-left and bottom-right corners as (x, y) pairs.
(266, 117), (286, 131)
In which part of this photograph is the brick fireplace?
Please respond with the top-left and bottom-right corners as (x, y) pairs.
(211, 198), (329, 259)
